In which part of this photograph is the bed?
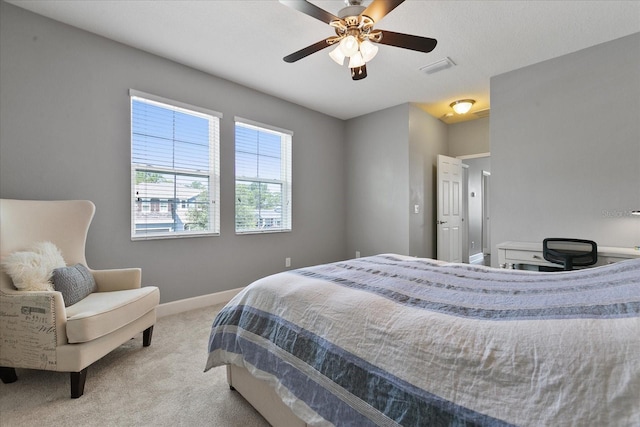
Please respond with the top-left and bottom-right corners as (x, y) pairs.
(205, 254), (640, 426)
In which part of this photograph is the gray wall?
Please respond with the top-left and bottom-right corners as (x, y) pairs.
(345, 103), (448, 259)
(449, 117), (490, 157)
(345, 104), (410, 258)
(0, 2), (347, 303)
(491, 32), (640, 263)
(408, 104), (449, 258)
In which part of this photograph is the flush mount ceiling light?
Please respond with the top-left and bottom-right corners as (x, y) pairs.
(280, 0), (438, 81)
(450, 99), (476, 115)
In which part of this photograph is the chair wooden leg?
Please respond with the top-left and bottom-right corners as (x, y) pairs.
(0, 367), (18, 384)
(143, 325), (154, 347)
(70, 368), (88, 398)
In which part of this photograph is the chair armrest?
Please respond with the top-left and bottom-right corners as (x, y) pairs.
(91, 268), (142, 292)
(0, 289), (68, 368)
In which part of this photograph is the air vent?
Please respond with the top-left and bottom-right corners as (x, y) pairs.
(419, 57), (456, 75)
(473, 108), (490, 118)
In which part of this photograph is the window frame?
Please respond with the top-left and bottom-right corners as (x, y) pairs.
(234, 117), (293, 235)
(130, 89), (221, 241)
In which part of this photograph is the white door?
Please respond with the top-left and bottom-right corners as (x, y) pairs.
(437, 155), (463, 262)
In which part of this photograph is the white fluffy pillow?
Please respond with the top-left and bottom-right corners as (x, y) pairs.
(1, 242), (66, 291)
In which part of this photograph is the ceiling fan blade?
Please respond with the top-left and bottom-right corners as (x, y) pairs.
(283, 39), (331, 63)
(362, 0), (405, 23)
(376, 30), (437, 53)
(279, 0), (341, 24)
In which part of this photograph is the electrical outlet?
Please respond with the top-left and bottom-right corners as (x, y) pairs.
(355, 251), (361, 258)
(414, 204), (420, 214)
(285, 257), (291, 267)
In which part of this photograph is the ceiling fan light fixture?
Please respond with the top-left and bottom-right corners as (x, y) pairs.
(339, 35), (359, 57)
(359, 39), (379, 62)
(280, 0), (437, 82)
(450, 99), (476, 115)
(329, 45), (346, 65)
(348, 51), (365, 69)
(351, 64), (367, 81)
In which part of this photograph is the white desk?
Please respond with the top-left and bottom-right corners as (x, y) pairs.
(497, 241), (640, 269)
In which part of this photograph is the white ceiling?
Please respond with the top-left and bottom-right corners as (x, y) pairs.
(8, 0), (640, 123)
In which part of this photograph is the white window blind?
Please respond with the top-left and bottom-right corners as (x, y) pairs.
(235, 118), (292, 234)
(130, 90), (221, 240)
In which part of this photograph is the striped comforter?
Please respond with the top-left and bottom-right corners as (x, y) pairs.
(205, 254), (640, 426)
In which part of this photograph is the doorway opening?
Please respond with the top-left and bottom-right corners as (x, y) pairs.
(458, 153), (491, 266)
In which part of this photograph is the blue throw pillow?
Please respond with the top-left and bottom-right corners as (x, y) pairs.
(52, 264), (97, 307)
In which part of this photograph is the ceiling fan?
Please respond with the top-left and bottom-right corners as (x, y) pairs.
(280, 0), (437, 80)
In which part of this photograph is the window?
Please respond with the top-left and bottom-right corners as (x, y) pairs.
(235, 118), (292, 234)
(130, 90), (221, 240)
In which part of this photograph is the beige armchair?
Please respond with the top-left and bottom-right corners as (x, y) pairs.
(0, 199), (160, 398)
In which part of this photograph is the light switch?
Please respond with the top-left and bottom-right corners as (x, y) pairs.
(414, 204), (420, 214)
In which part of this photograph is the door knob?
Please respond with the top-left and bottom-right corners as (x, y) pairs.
(437, 220), (447, 225)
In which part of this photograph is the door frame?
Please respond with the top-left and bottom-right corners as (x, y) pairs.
(482, 170), (491, 255)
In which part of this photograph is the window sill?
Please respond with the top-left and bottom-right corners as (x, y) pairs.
(131, 231), (220, 241)
(235, 229), (292, 236)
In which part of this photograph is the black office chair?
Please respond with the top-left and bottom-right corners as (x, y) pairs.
(543, 238), (598, 271)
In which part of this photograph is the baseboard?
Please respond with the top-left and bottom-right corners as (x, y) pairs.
(157, 287), (244, 318)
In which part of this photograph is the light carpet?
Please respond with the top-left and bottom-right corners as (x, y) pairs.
(0, 304), (270, 427)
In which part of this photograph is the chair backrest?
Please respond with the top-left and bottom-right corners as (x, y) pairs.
(543, 238), (598, 271)
(0, 199), (95, 291)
